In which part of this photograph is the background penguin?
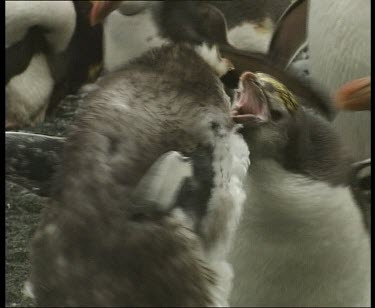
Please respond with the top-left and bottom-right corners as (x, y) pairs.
(229, 71), (370, 307)
(6, 1), (102, 129)
(308, 0), (371, 162)
(27, 42), (250, 306)
(90, 1), (230, 73)
(203, 0), (292, 53)
(90, 0), (291, 73)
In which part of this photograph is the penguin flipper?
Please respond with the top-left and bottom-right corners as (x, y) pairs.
(131, 151), (193, 213)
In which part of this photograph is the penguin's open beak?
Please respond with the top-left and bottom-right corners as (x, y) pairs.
(335, 76), (371, 111)
(90, 1), (121, 26)
(231, 72), (270, 124)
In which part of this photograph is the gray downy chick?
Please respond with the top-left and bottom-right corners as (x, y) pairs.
(27, 43), (250, 307)
(229, 72), (370, 307)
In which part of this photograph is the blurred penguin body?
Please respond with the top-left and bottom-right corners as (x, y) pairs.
(205, 0), (291, 53)
(6, 1), (103, 128)
(100, 1), (291, 73)
(6, 53), (54, 128)
(229, 72), (370, 306)
(6, 1), (76, 128)
(102, 2), (167, 73)
(28, 43), (250, 307)
(308, 0), (371, 161)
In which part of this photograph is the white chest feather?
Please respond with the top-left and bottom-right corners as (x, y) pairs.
(229, 161), (370, 307)
(227, 18), (275, 54)
(6, 53), (53, 126)
(103, 8), (169, 72)
(201, 124), (250, 306)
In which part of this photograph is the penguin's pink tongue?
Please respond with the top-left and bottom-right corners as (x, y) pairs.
(231, 72), (270, 124)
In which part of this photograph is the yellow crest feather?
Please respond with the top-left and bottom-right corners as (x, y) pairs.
(256, 73), (299, 113)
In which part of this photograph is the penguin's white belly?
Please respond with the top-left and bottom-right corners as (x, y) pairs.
(229, 162), (370, 307)
(103, 10), (169, 72)
(6, 53), (54, 127)
(227, 18), (275, 54)
(308, 0), (371, 161)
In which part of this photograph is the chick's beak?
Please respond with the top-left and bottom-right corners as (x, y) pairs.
(231, 72), (270, 124)
(335, 76), (371, 111)
(90, 1), (122, 26)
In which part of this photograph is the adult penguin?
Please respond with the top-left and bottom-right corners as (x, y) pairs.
(6, 1), (76, 128)
(308, 0), (371, 162)
(6, 1), (103, 129)
(90, 0), (291, 73)
(228, 71), (370, 307)
(204, 0), (292, 53)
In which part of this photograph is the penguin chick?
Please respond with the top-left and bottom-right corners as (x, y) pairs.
(28, 43), (250, 307)
(229, 72), (370, 307)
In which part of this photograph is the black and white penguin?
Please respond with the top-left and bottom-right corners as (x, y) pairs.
(89, 0), (291, 73)
(228, 71), (370, 306)
(204, 0), (292, 53)
(90, 1), (232, 73)
(6, 1), (103, 129)
(27, 42), (250, 306)
(6, 1), (76, 128)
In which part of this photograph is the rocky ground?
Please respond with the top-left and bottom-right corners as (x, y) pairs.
(5, 93), (85, 307)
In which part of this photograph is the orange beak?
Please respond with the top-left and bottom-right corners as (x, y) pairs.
(335, 76), (371, 111)
(89, 1), (122, 26)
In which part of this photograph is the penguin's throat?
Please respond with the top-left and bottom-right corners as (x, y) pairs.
(231, 78), (270, 124)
